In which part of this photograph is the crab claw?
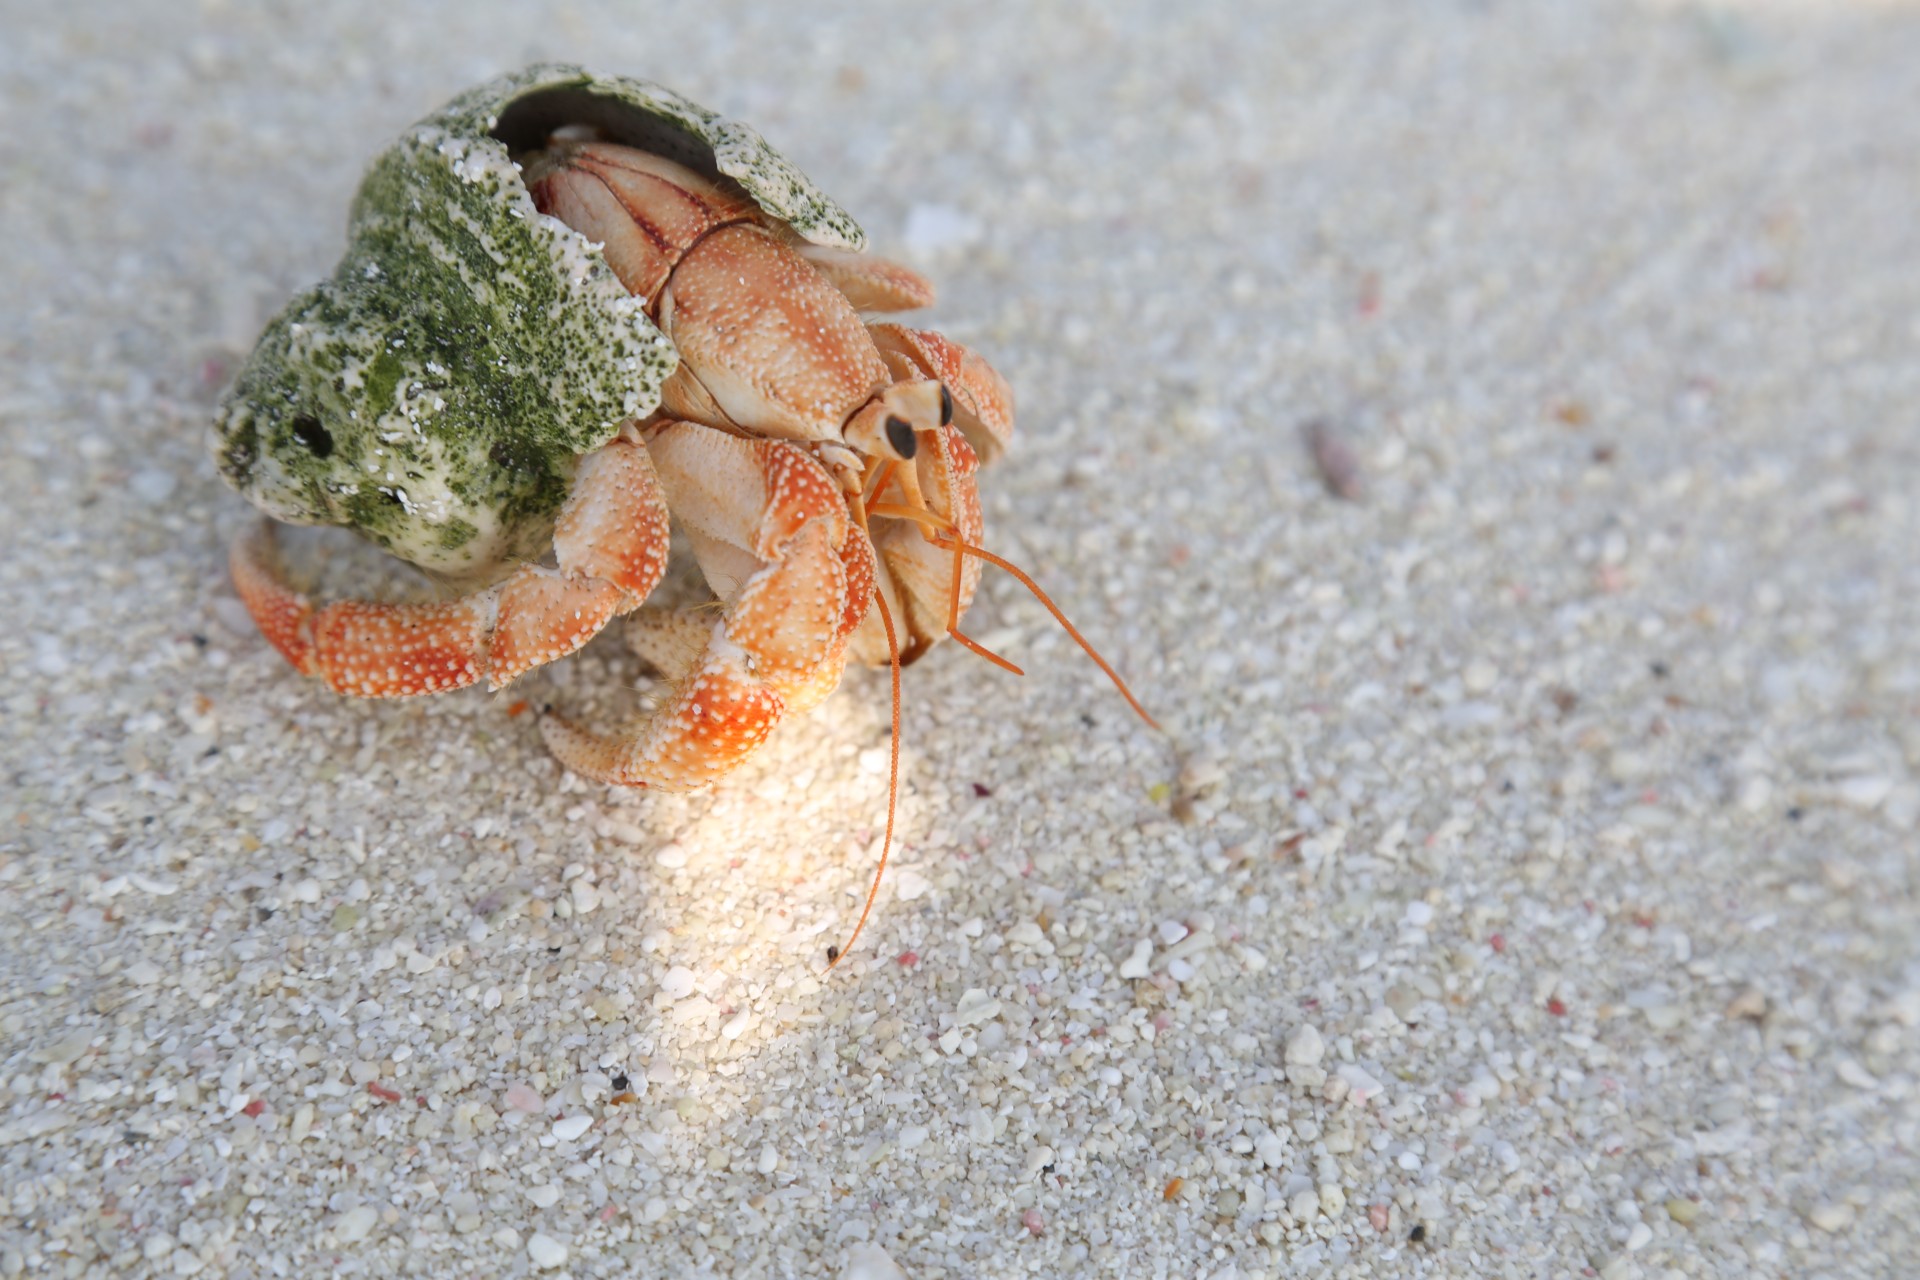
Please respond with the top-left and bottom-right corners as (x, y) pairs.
(229, 436), (671, 697)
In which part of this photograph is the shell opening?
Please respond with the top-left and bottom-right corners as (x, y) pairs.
(492, 88), (730, 189)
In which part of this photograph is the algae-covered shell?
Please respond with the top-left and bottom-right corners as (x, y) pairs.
(210, 64), (866, 581)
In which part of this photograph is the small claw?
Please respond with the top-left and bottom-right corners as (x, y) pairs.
(541, 429), (869, 790)
(540, 646), (786, 791)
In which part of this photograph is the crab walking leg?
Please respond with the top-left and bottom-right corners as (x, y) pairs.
(625, 607), (718, 685)
(229, 437), (671, 697)
(541, 426), (876, 790)
(792, 244), (936, 314)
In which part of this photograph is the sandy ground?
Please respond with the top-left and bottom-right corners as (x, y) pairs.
(4, 2), (1919, 1277)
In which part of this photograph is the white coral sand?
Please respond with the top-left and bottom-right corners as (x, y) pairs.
(2, 3), (1917, 1277)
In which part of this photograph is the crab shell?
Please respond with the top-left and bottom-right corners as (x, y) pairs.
(209, 64), (868, 582)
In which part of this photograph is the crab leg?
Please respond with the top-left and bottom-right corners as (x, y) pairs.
(793, 244), (936, 314)
(624, 606), (717, 685)
(229, 436), (671, 697)
(540, 424), (875, 790)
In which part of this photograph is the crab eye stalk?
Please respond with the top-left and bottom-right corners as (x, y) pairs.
(885, 415), (918, 460)
(939, 384), (954, 427)
(845, 379), (944, 462)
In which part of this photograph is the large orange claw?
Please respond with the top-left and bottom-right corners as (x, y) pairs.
(229, 437), (671, 698)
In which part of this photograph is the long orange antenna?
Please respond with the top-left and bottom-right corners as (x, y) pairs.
(937, 535), (1160, 731)
(943, 532), (1024, 675)
(825, 571), (902, 972)
(865, 501), (1023, 674)
(867, 500), (1157, 730)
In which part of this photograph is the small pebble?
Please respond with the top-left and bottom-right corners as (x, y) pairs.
(334, 1206), (377, 1243)
(1736, 775), (1773, 813)
(1304, 419), (1366, 500)
(954, 988), (1001, 1026)
(1118, 938), (1153, 979)
(661, 966), (697, 999)
(552, 1114), (592, 1142)
(527, 1233), (568, 1269)
(1285, 1024), (1326, 1066)
(1834, 774), (1893, 809)
(1339, 1064), (1386, 1105)
(504, 1083), (544, 1114)
(842, 1243), (909, 1280)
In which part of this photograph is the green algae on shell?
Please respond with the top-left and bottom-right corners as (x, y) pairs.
(210, 64), (866, 581)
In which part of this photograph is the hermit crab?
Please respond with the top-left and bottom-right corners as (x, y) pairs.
(211, 66), (1151, 961)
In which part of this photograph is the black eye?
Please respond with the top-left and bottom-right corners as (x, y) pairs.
(884, 415), (918, 460)
(825, 945), (841, 964)
(939, 384), (954, 426)
(290, 414), (334, 459)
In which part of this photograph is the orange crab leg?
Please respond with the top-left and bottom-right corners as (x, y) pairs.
(541, 426), (874, 791)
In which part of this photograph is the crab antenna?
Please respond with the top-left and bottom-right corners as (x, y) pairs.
(943, 532), (1024, 676)
(941, 535), (1160, 731)
(864, 501), (1023, 674)
(825, 558), (903, 973)
(863, 501), (1151, 726)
